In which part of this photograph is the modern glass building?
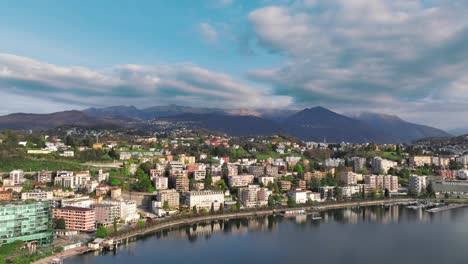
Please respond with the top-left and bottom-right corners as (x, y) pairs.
(0, 201), (53, 246)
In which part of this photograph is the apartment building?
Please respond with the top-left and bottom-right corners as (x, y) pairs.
(288, 189), (308, 204)
(371, 157), (397, 174)
(364, 175), (399, 193)
(258, 176), (275, 186)
(0, 202), (53, 246)
(410, 155), (432, 167)
(154, 176), (169, 190)
(340, 172), (362, 185)
(186, 190), (224, 211)
(156, 189), (180, 209)
(94, 204), (119, 227)
(265, 165), (279, 177)
(227, 174), (254, 187)
(350, 157), (367, 173)
(54, 171), (91, 190)
(193, 170), (207, 181)
(100, 199), (139, 223)
(9, 170), (25, 185)
(238, 185), (270, 208)
(302, 171), (326, 182)
(325, 158), (345, 168)
(36, 170), (53, 183)
(279, 180), (292, 191)
(52, 206), (96, 231)
(0, 191), (12, 201)
(409, 175), (428, 194)
(247, 166), (264, 178)
(21, 190), (53, 201)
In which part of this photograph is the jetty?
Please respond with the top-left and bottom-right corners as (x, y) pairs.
(426, 204), (467, 213)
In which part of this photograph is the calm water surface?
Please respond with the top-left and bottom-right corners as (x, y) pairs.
(67, 206), (468, 264)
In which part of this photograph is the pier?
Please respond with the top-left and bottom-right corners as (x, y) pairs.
(426, 204), (468, 213)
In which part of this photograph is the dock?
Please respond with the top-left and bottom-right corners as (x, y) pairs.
(426, 204), (467, 213)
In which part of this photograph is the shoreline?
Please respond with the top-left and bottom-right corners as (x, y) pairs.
(34, 198), (414, 263)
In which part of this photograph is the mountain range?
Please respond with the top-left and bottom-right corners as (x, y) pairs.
(0, 105), (452, 143)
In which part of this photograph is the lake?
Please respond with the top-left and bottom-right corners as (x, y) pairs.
(66, 205), (468, 264)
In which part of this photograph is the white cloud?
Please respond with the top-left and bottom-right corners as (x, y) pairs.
(246, 0), (468, 128)
(0, 53), (293, 112)
(198, 22), (219, 44)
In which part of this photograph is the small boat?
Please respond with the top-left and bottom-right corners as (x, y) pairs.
(311, 216), (322, 221)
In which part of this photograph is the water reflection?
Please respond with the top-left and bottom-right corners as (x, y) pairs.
(68, 205), (468, 264)
(122, 205), (452, 244)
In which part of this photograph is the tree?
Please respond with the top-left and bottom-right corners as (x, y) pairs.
(113, 218), (118, 233)
(133, 168), (154, 192)
(449, 160), (463, 170)
(192, 206), (198, 215)
(108, 148), (119, 160)
(210, 203), (215, 214)
(137, 220), (146, 228)
(163, 200), (170, 210)
(96, 226), (108, 238)
(268, 195), (275, 208)
(426, 182), (435, 198)
(310, 177), (321, 191)
(334, 187), (343, 201)
(204, 174), (213, 188)
(235, 199), (241, 211)
(55, 218), (66, 229)
(216, 179), (228, 191)
(109, 178), (122, 186)
(139, 162), (154, 175)
(294, 164), (304, 173)
(189, 178), (196, 191)
(384, 188), (390, 198)
(219, 203), (224, 212)
(287, 196), (296, 207)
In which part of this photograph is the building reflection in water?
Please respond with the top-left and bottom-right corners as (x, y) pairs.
(117, 205), (454, 251)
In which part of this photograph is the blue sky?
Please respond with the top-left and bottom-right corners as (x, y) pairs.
(1, 0), (468, 129)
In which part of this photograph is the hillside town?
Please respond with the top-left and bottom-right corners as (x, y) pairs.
(2, 129), (468, 262)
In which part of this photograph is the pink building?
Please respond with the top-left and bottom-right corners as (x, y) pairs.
(52, 206), (96, 231)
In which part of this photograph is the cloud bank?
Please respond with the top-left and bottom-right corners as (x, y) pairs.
(246, 0), (468, 127)
(0, 53), (292, 112)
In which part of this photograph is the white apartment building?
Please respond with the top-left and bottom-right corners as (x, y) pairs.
(325, 158), (345, 168)
(9, 170), (25, 185)
(238, 185), (270, 208)
(154, 176), (168, 190)
(61, 196), (94, 208)
(258, 176), (275, 186)
(288, 189), (308, 204)
(456, 170), (468, 180)
(186, 190), (224, 211)
(409, 175), (428, 194)
(340, 185), (361, 198)
(54, 171), (91, 190)
(227, 174), (254, 188)
(371, 157), (397, 174)
(100, 199), (139, 223)
(21, 190), (53, 201)
(193, 170), (207, 181)
(307, 192), (321, 202)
